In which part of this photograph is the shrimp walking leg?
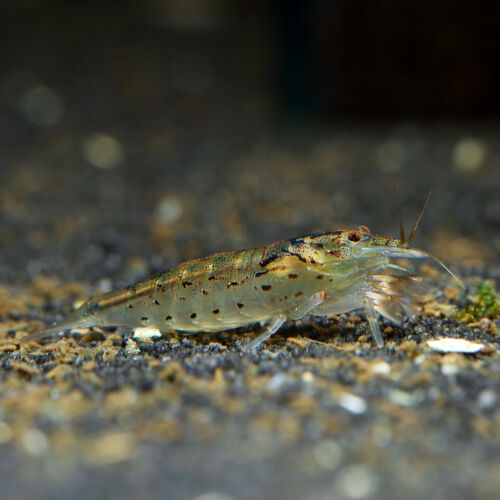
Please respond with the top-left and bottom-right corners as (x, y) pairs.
(290, 291), (326, 319)
(241, 315), (287, 351)
(363, 298), (384, 348)
(242, 291), (326, 350)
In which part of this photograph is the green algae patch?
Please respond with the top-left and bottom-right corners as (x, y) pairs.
(455, 281), (499, 322)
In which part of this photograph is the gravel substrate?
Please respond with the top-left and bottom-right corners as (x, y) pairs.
(0, 126), (499, 499)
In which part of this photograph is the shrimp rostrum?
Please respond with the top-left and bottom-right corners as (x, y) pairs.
(21, 223), (456, 349)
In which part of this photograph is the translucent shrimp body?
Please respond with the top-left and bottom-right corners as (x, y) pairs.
(22, 226), (438, 348)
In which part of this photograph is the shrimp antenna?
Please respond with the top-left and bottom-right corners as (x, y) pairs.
(398, 200), (406, 244)
(392, 184), (406, 244)
(408, 190), (432, 246)
(418, 249), (465, 289)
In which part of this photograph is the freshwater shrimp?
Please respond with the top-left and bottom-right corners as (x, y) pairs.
(21, 199), (458, 348)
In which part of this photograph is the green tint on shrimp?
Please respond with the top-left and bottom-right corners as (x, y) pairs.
(21, 221), (459, 349)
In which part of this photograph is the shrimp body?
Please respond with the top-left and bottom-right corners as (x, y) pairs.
(22, 226), (437, 348)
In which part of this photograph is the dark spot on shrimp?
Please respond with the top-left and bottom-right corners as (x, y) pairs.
(180, 297), (186, 301)
(154, 299), (161, 305)
(141, 316), (149, 322)
(190, 313), (197, 319)
(237, 302), (244, 308)
(208, 276), (216, 281)
(213, 309), (220, 315)
(202, 289), (209, 296)
(288, 273), (298, 279)
(316, 275), (324, 280)
(295, 291), (304, 298)
(255, 270), (269, 278)
(165, 315), (173, 321)
(182, 281), (192, 288)
(127, 304), (133, 309)
(227, 281), (239, 288)
(284, 296), (288, 300)
(261, 285), (272, 291)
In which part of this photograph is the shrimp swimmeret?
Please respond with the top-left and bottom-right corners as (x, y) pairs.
(21, 216), (458, 349)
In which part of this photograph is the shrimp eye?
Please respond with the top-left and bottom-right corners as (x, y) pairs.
(347, 230), (361, 242)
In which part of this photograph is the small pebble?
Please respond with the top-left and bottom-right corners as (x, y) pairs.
(388, 389), (424, 408)
(479, 318), (492, 331)
(96, 278), (113, 294)
(268, 373), (288, 391)
(81, 133), (124, 169)
(312, 439), (343, 471)
(155, 196), (184, 225)
(452, 137), (487, 172)
(339, 393), (366, 415)
(133, 326), (162, 339)
(335, 465), (379, 499)
(370, 361), (391, 375)
(427, 338), (484, 353)
(21, 428), (49, 456)
(477, 389), (496, 410)
(441, 363), (460, 376)
(124, 338), (141, 354)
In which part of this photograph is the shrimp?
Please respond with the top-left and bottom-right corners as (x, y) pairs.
(20, 218), (459, 349)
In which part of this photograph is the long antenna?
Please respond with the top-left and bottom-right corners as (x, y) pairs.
(398, 204), (406, 244)
(408, 190), (432, 245)
(393, 185), (406, 244)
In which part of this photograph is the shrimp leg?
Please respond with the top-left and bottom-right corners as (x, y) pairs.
(241, 315), (287, 351)
(290, 291), (327, 320)
(241, 291), (326, 350)
(363, 298), (384, 348)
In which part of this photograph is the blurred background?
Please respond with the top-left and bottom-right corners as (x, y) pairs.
(0, 2), (499, 499)
(0, 0), (499, 286)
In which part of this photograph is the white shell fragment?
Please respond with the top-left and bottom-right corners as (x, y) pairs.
(339, 393), (367, 414)
(133, 327), (162, 339)
(427, 338), (485, 354)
